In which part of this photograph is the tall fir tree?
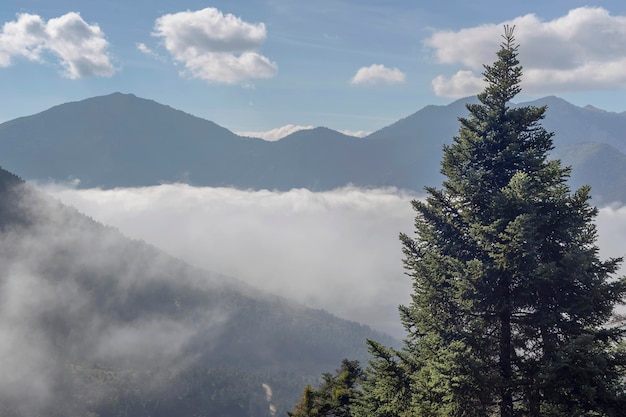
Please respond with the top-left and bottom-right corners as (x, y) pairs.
(357, 26), (626, 417)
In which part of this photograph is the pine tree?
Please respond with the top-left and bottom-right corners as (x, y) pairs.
(358, 26), (626, 417)
(288, 359), (364, 417)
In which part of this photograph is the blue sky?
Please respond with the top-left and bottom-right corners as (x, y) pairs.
(2, 0), (626, 139)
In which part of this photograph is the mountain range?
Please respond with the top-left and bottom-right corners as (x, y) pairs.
(1, 93), (625, 204)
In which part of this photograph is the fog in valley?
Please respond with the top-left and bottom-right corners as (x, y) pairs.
(42, 184), (416, 337)
(0, 184), (233, 414)
(2, 178), (404, 416)
(41, 183), (626, 338)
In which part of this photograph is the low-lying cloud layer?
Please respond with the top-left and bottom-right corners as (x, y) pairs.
(41, 184), (626, 338)
(426, 7), (626, 97)
(0, 12), (115, 78)
(237, 124), (315, 141)
(43, 184), (417, 337)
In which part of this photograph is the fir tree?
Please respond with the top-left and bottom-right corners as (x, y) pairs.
(358, 26), (626, 417)
(288, 359), (364, 417)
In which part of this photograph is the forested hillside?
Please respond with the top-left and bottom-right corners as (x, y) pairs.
(0, 166), (395, 416)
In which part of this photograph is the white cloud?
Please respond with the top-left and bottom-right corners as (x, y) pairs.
(152, 7), (277, 84)
(351, 64), (406, 85)
(0, 12), (115, 78)
(339, 129), (370, 138)
(137, 42), (166, 62)
(137, 42), (156, 56)
(425, 7), (626, 97)
(597, 204), (626, 261)
(236, 124), (314, 141)
(432, 70), (486, 98)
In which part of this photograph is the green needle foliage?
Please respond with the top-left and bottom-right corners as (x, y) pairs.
(289, 359), (365, 417)
(357, 26), (626, 417)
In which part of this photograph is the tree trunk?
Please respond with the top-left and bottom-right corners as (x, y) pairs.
(500, 288), (513, 417)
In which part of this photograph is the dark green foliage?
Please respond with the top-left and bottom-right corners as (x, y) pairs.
(352, 340), (414, 417)
(358, 27), (626, 417)
(0, 168), (29, 229)
(1, 365), (303, 417)
(288, 359), (364, 417)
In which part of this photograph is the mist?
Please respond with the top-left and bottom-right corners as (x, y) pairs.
(40, 184), (417, 337)
(0, 184), (231, 414)
(40, 183), (626, 338)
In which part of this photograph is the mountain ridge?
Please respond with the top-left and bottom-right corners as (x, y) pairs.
(1, 92), (625, 203)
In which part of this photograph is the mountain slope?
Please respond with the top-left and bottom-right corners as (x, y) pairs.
(0, 166), (394, 417)
(363, 97), (480, 190)
(518, 96), (626, 153)
(364, 96), (626, 202)
(0, 93), (266, 187)
(552, 142), (626, 204)
(1, 93), (625, 204)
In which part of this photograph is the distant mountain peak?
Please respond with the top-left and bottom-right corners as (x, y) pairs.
(584, 104), (607, 113)
(280, 126), (355, 141)
(109, 91), (135, 97)
(517, 95), (574, 108)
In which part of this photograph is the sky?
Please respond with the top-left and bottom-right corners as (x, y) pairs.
(2, 0), (626, 139)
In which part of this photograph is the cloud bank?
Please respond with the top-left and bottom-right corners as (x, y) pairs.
(426, 7), (626, 97)
(237, 124), (315, 141)
(152, 7), (277, 84)
(42, 184), (417, 337)
(0, 12), (115, 78)
(351, 64), (406, 85)
(339, 129), (370, 138)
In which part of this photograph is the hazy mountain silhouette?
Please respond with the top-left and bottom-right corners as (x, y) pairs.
(1, 92), (625, 203)
(0, 165), (394, 417)
(365, 95), (626, 202)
